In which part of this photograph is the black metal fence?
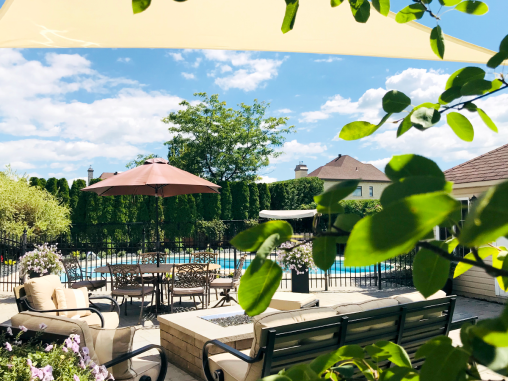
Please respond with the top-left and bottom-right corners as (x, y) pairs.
(0, 221), (415, 292)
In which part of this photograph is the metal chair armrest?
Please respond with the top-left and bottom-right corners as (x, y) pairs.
(202, 340), (263, 381)
(450, 316), (478, 331)
(103, 344), (168, 381)
(21, 299), (105, 328)
(89, 295), (120, 315)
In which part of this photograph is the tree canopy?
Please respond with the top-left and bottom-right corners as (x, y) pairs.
(162, 93), (294, 182)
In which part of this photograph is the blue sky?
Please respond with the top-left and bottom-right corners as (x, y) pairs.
(0, 0), (506, 184)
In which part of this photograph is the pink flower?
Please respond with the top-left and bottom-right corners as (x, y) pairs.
(39, 323), (48, 330)
(71, 342), (80, 353)
(4, 342), (12, 351)
(19, 325), (27, 332)
(7, 363), (12, 369)
(71, 334), (81, 344)
(79, 360), (86, 369)
(45, 344), (53, 352)
(62, 346), (68, 352)
(74, 376), (80, 381)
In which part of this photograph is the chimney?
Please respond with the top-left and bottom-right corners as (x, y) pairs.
(294, 161), (308, 179)
(87, 165), (94, 185)
(338, 154), (342, 158)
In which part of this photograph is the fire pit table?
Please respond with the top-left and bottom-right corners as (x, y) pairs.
(158, 305), (277, 380)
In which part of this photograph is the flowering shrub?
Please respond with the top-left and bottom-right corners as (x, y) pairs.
(19, 243), (64, 278)
(0, 325), (113, 381)
(277, 241), (315, 275)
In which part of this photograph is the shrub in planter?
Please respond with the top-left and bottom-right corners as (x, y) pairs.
(19, 244), (64, 279)
(277, 241), (315, 274)
(0, 326), (112, 381)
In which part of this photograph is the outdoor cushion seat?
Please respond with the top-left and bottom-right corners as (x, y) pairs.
(269, 292), (319, 311)
(332, 298), (399, 333)
(71, 279), (107, 290)
(80, 311), (120, 329)
(392, 290), (446, 321)
(209, 349), (250, 381)
(171, 287), (205, 295)
(111, 286), (154, 297)
(210, 278), (239, 288)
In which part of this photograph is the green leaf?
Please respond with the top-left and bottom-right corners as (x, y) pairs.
(238, 258), (282, 316)
(281, 0), (299, 34)
(397, 103), (440, 137)
(372, 0), (390, 16)
(487, 51), (508, 69)
(454, 1), (488, 15)
(478, 108), (498, 133)
(380, 176), (452, 208)
(395, 4), (425, 23)
(460, 181), (508, 247)
(438, 0), (461, 5)
(491, 250), (508, 291)
(339, 121), (379, 141)
(411, 107), (441, 130)
(500, 34), (508, 53)
(261, 376), (292, 381)
(463, 102), (478, 112)
(453, 247), (497, 278)
(415, 336), (452, 359)
(334, 366), (354, 379)
(132, 0), (151, 14)
(447, 112), (474, 142)
(349, 0), (371, 23)
(334, 214), (362, 232)
(382, 90), (411, 113)
(471, 335), (508, 374)
(430, 26), (445, 59)
(461, 79), (503, 96)
(446, 67), (485, 90)
(413, 244), (451, 298)
(379, 367), (418, 381)
(438, 87), (462, 105)
(344, 192), (460, 266)
(369, 341), (411, 367)
(284, 364), (319, 381)
(314, 180), (359, 214)
(385, 154), (445, 181)
(230, 220), (293, 252)
(310, 345), (364, 374)
(331, 0), (345, 7)
(251, 233), (280, 272)
(313, 236), (338, 271)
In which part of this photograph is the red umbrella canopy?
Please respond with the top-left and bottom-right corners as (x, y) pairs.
(82, 158), (220, 197)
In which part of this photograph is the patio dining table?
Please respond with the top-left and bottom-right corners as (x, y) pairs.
(94, 263), (221, 313)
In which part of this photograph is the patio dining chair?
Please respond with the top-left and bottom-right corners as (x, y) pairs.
(210, 254), (247, 308)
(168, 263), (209, 313)
(192, 251), (218, 264)
(108, 264), (155, 324)
(61, 256), (107, 293)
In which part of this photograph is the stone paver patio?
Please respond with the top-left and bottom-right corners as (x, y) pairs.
(1, 289), (505, 380)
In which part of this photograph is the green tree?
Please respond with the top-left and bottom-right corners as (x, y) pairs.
(202, 193), (221, 221)
(29, 177), (39, 188)
(231, 181), (250, 220)
(162, 93), (294, 182)
(219, 182), (232, 220)
(57, 178), (70, 206)
(38, 178), (47, 189)
(257, 183), (271, 211)
(125, 153), (158, 169)
(269, 181), (288, 210)
(69, 179), (86, 212)
(194, 193), (203, 221)
(45, 178), (58, 196)
(84, 178), (102, 225)
(248, 182), (260, 219)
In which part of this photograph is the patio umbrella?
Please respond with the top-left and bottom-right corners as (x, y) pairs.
(81, 158), (220, 267)
(0, 0), (498, 64)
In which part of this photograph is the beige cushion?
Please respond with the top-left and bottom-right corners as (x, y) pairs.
(112, 286), (154, 297)
(71, 279), (107, 290)
(245, 307), (337, 381)
(392, 290), (447, 321)
(90, 326), (136, 380)
(80, 312), (120, 329)
(269, 292), (318, 311)
(11, 311), (99, 364)
(23, 275), (62, 315)
(131, 357), (161, 381)
(210, 278), (239, 288)
(171, 287), (205, 295)
(209, 349), (250, 381)
(332, 298), (399, 333)
(54, 287), (91, 318)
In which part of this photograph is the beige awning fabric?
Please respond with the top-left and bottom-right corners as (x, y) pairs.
(0, 0), (497, 64)
(259, 210), (318, 219)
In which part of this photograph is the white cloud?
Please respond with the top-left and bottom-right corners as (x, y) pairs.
(192, 58), (202, 68)
(202, 50), (285, 91)
(364, 158), (391, 170)
(271, 139), (328, 164)
(67, 177), (88, 187)
(181, 72), (196, 80)
(314, 57), (343, 63)
(117, 57), (131, 63)
(168, 52), (184, 61)
(256, 175), (277, 183)
(277, 108), (292, 114)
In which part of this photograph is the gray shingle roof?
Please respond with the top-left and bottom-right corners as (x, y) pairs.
(307, 155), (390, 182)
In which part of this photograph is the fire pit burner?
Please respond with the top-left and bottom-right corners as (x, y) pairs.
(200, 311), (254, 327)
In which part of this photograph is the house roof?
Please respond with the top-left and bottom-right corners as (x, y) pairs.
(99, 172), (116, 180)
(307, 155), (390, 182)
(444, 143), (508, 184)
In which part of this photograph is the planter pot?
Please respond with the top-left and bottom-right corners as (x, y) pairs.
(27, 271), (48, 279)
(291, 267), (310, 294)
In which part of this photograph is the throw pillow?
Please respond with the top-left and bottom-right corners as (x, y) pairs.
(54, 287), (91, 318)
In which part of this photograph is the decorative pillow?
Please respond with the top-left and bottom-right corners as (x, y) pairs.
(54, 287), (91, 318)
(23, 275), (62, 315)
(89, 326), (137, 380)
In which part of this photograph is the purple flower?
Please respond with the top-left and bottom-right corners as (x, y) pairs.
(45, 344), (53, 352)
(19, 325), (27, 332)
(39, 323), (48, 330)
(62, 346), (68, 352)
(82, 347), (89, 356)
(4, 342), (12, 351)
(74, 376), (80, 381)
(6, 327), (12, 336)
(79, 360), (86, 370)
(71, 342), (80, 353)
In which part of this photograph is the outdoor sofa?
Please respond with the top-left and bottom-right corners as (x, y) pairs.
(202, 291), (478, 381)
(9, 311), (167, 381)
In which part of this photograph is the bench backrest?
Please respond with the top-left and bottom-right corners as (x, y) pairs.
(257, 296), (457, 377)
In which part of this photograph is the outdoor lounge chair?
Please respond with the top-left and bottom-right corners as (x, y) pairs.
(14, 274), (120, 329)
(61, 256), (107, 293)
(202, 291), (478, 381)
(210, 254), (246, 308)
(10, 311), (168, 381)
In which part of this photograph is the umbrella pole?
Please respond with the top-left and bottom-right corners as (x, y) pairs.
(156, 189), (160, 267)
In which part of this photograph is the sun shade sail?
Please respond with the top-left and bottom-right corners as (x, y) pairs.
(259, 210), (318, 219)
(0, 0), (497, 64)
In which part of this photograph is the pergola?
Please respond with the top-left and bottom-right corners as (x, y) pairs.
(0, 0), (496, 64)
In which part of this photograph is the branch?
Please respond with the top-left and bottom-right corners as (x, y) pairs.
(415, 0), (441, 20)
(471, 247), (484, 265)
(418, 241), (508, 277)
(440, 85), (508, 114)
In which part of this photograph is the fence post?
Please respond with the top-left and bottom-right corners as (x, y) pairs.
(377, 262), (382, 290)
(142, 228), (146, 254)
(233, 247), (237, 277)
(21, 228), (27, 257)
